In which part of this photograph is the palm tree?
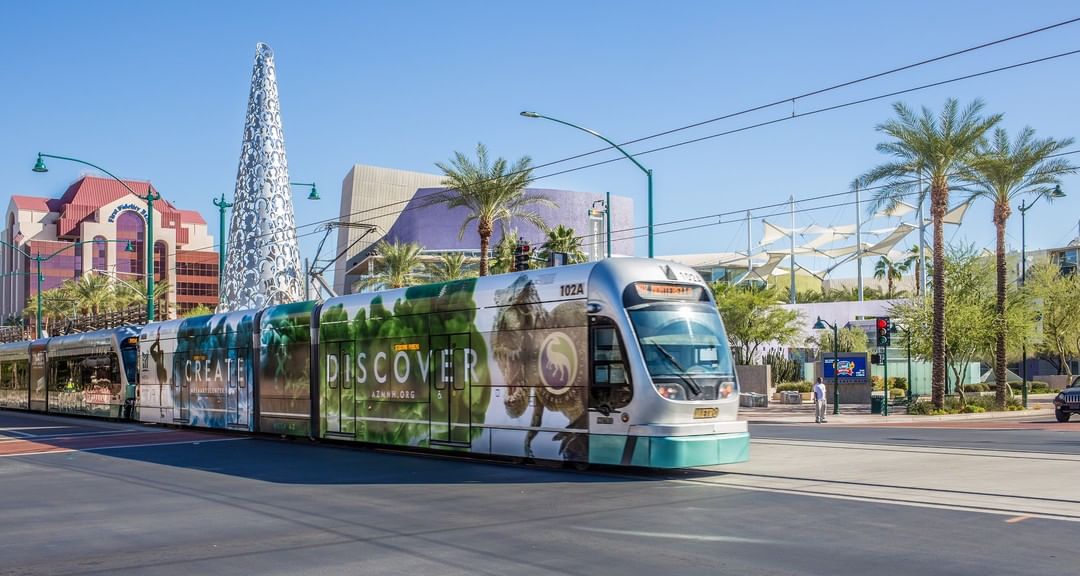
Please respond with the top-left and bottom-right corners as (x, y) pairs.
(430, 252), (476, 283)
(861, 99), (1001, 407)
(965, 126), (1076, 409)
(431, 143), (555, 276)
(360, 240), (426, 290)
(873, 255), (909, 298)
(540, 224), (588, 264)
(67, 272), (115, 316)
(903, 244), (924, 296)
(489, 226), (520, 275)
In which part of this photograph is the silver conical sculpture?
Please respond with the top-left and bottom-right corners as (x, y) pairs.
(218, 42), (305, 312)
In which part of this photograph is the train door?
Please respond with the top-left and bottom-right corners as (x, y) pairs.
(338, 340), (356, 436)
(173, 352), (189, 423)
(29, 343), (47, 412)
(225, 349), (242, 428)
(429, 333), (472, 445)
(323, 341), (342, 434)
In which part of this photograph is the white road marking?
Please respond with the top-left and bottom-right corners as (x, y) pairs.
(574, 526), (773, 544)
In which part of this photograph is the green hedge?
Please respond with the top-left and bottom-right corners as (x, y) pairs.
(776, 382), (812, 393)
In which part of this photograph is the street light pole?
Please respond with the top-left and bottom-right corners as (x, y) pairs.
(813, 316), (841, 415)
(520, 111), (654, 257)
(1017, 184), (1065, 409)
(213, 193), (233, 296)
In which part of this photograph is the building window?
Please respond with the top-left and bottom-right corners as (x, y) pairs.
(155, 241), (168, 282)
(116, 212), (145, 280)
(92, 236), (107, 272)
(176, 262), (219, 277)
(177, 282), (218, 297)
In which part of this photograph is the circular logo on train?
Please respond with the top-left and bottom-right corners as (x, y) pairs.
(538, 332), (577, 395)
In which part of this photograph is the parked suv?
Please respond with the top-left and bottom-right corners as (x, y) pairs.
(1053, 379), (1080, 422)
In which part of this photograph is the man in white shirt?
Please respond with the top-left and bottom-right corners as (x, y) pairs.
(813, 377), (828, 423)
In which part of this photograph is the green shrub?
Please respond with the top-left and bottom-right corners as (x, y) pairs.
(962, 384), (988, 393)
(907, 399), (935, 415)
(889, 387), (905, 398)
(960, 405), (986, 413)
(776, 382), (812, 393)
(763, 350), (802, 384)
(1027, 381), (1051, 393)
(891, 377), (907, 391)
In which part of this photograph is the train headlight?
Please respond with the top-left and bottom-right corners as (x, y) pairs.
(656, 384), (685, 400)
(718, 382), (734, 399)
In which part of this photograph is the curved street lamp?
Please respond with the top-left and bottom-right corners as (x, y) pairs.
(1018, 183), (1066, 408)
(520, 111), (654, 258)
(33, 153), (161, 322)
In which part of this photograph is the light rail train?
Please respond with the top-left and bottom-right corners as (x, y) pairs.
(0, 259), (749, 468)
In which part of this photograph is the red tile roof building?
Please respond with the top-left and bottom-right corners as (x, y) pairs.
(2, 176), (219, 321)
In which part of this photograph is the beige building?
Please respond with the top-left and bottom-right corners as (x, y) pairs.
(332, 165), (446, 295)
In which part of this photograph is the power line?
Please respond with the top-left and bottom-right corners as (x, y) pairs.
(523, 16), (1080, 173)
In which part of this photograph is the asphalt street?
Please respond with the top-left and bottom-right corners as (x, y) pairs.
(0, 409), (1076, 576)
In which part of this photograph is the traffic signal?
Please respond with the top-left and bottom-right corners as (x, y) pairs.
(876, 317), (892, 347)
(514, 238), (531, 272)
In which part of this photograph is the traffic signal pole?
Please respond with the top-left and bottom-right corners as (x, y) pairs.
(882, 346), (889, 417)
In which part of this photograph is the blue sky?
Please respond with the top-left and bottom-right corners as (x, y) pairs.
(2, 0), (1079, 280)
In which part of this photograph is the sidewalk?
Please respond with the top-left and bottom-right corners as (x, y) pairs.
(738, 395), (1056, 424)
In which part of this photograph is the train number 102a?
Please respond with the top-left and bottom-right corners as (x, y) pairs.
(560, 283), (584, 297)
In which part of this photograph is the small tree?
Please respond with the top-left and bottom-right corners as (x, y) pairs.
(711, 283), (802, 365)
(489, 227), (521, 274)
(890, 245), (1034, 406)
(1025, 260), (1080, 376)
(808, 326), (869, 353)
(539, 224), (587, 265)
(430, 252), (477, 283)
(181, 304), (215, 318)
(874, 255), (909, 298)
(359, 240), (427, 290)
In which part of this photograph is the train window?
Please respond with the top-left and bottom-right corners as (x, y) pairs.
(52, 359), (75, 392)
(589, 319), (632, 413)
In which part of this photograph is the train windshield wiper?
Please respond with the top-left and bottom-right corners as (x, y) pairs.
(649, 342), (702, 396)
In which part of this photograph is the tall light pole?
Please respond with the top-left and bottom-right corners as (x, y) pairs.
(520, 111), (654, 258)
(34, 153), (159, 322)
(1018, 184), (1065, 409)
(213, 193), (233, 296)
(813, 316), (841, 415)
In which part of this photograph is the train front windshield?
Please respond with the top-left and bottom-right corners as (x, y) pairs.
(628, 302), (736, 401)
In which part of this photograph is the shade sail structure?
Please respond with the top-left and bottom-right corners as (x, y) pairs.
(875, 201), (916, 219)
(863, 223), (917, 256)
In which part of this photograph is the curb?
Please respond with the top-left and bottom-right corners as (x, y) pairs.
(740, 406), (1049, 425)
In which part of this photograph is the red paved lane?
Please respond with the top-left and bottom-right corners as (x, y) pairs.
(0, 429), (238, 457)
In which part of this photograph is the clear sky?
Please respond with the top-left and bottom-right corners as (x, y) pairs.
(2, 0), (1078, 282)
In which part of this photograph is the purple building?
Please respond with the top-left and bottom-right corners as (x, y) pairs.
(335, 166), (633, 294)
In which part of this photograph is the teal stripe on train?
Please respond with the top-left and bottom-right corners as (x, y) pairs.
(589, 433), (750, 468)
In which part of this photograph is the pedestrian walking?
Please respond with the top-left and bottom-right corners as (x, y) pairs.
(813, 377), (827, 423)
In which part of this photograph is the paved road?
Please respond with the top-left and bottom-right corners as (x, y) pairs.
(750, 414), (1080, 454)
(1, 409), (1076, 576)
